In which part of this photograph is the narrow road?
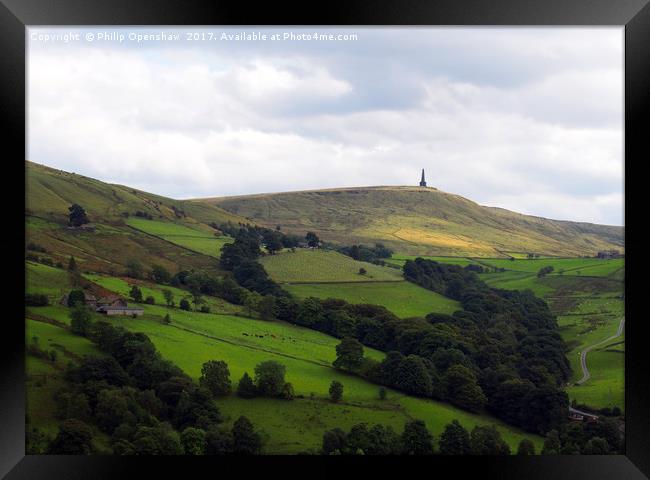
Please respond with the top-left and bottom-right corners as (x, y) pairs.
(576, 317), (625, 385)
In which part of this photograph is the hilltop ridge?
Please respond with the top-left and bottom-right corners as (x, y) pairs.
(192, 185), (623, 257)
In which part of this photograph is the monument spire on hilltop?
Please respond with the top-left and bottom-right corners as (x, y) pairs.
(419, 168), (427, 187)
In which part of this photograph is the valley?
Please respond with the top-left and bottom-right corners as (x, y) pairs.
(25, 160), (624, 455)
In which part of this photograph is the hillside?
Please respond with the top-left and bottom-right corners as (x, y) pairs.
(25, 161), (246, 274)
(194, 186), (624, 257)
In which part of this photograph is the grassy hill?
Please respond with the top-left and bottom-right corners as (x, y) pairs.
(194, 186), (624, 257)
(25, 161), (246, 275)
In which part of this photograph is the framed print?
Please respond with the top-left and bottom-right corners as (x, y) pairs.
(2, 0), (649, 478)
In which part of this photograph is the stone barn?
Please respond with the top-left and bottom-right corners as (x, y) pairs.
(96, 305), (144, 317)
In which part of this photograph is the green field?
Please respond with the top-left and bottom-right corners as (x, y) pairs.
(27, 319), (105, 360)
(566, 346), (624, 409)
(286, 281), (460, 318)
(475, 257), (624, 277)
(384, 254), (481, 269)
(83, 273), (243, 315)
(261, 250), (404, 283)
(26, 262), (73, 301)
(126, 217), (232, 258)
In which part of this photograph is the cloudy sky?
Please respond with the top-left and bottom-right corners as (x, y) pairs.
(28, 27), (623, 225)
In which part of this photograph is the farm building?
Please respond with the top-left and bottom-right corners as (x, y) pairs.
(596, 249), (622, 259)
(96, 305), (144, 316)
(97, 295), (127, 307)
(568, 407), (599, 422)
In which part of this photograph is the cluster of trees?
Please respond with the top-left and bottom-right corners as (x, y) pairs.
(236, 361), (294, 400)
(541, 417), (623, 455)
(337, 243), (393, 265)
(25, 293), (49, 307)
(197, 357), (295, 401)
(123, 259), (172, 284)
(218, 226), (291, 297)
(133, 210), (153, 220)
(399, 258), (571, 434)
(27, 313), (264, 455)
(26, 242), (48, 253)
(464, 264), (485, 274)
(128, 285), (156, 305)
(217, 222), (308, 253)
(320, 419), (520, 456)
(537, 266), (555, 278)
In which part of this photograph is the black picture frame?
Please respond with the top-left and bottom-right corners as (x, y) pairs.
(3, 0), (648, 477)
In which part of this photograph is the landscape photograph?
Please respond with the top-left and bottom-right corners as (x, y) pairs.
(25, 27), (624, 456)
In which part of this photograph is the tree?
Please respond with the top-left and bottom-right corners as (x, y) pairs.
(237, 372), (257, 398)
(541, 429), (561, 455)
(583, 437), (610, 455)
(132, 424), (183, 455)
(67, 289), (85, 307)
(151, 264), (171, 284)
(162, 289), (174, 307)
(444, 364), (486, 412)
(125, 259), (144, 279)
(306, 231), (320, 248)
(199, 360), (231, 397)
(366, 424), (402, 455)
(257, 296), (277, 320)
(56, 392), (91, 423)
(396, 355), (433, 397)
(129, 285), (143, 303)
(144, 296), (155, 305)
(179, 298), (191, 311)
(322, 428), (347, 455)
(243, 291), (262, 317)
(70, 303), (92, 336)
(517, 438), (536, 455)
(49, 418), (93, 454)
(67, 256), (78, 272)
(281, 382), (295, 400)
(378, 387), (387, 401)
(333, 337), (364, 372)
(358, 267), (367, 275)
(470, 425), (511, 455)
(162, 314), (171, 325)
(254, 361), (286, 397)
(26, 426), (51, 455)
(68, 204), (89, 227)
(94, 388), (132, 433)
(231, 416), (262, 455)
(262, 230), (284, 254)
(205, 427), (234, 455)
(329, 381), (344, 403)
(439, 420), (471, 455)
(401, 420), (434, 455)
(181, 427), (207, 455)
